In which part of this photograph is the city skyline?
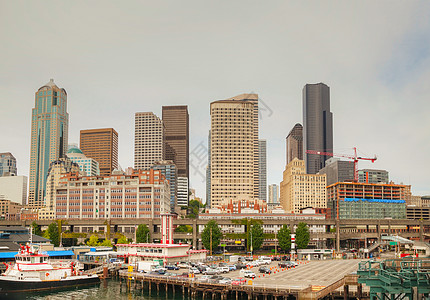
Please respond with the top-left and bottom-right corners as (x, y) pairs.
(1, 2), (430, 199)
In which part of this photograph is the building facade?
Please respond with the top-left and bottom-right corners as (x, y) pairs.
(55, 169), (170, 220)
(66, 147), (100, 176)
(29, 79), (69, 207)
(177, 177), (188, 207)
(318, 157), (354, 186)
(228, 94), (259, 200)
(0, 153), (17, 176)
(258, 139), (267, 201)
(209, 196), (268, 214)
(286, 123), (303, 166)
(327, 182), (410, 219)
(303, 83), (333, 174)
(80, 128), (118, 176)
(268, 184), (279, 204)
(152, 160), (177, 212)
(279, 158), (327, 213)
(134, 112), (164, 171)
(0, 176), (27, 205)
(357, 169), (389, 184)
(210, 98), (256, 207)
(206, 130), (211, 207)
(39, 157), (80, 220)
(162, 106), (189, 178)
(0, 199), (24, 220)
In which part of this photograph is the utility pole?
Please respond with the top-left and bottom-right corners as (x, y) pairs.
(250, 225), (253, 258)
(210, 227), (212, 256)
(275, 230), (277, 257)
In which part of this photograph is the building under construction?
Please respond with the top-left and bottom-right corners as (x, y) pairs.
(327, 182), (411, 219)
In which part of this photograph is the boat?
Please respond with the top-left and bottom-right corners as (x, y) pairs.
(0, 243), (100, 293)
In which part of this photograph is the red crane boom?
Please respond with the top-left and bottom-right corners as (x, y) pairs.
(306, 147), (377, 182)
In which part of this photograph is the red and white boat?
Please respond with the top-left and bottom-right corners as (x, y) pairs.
(0, 244), (100, 293)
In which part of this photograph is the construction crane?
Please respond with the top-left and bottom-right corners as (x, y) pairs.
(306, 147), (377, 182)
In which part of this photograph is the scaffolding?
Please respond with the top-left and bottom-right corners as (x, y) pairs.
(357, 258), (430, 299)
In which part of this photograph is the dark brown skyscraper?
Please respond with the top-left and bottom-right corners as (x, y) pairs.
(162, 106), (189, 178)
(80, 128), (118, 176)
(303, 83), (333, 174)
(286, 123), (303, 165)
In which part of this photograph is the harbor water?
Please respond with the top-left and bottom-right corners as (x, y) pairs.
(1, 279), (184, 300)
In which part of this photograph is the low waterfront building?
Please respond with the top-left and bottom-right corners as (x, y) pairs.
(55, 169), (170, 219)
(116, 243), (207, 265)
(327, 182), (409, 219)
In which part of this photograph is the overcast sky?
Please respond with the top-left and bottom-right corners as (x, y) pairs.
(1, 1), (429, 200)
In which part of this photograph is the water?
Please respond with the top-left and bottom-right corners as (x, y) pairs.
(1, 279), (184, 300)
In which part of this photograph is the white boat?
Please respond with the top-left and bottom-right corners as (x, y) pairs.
(0, 243), (100, 294)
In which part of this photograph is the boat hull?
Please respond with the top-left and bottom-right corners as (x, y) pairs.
(0, 275), (100, 293)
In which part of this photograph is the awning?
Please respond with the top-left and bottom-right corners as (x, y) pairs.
(46, 250), (75, 257)
(0, 252), (18, 259)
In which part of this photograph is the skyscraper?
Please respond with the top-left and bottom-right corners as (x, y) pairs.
(66, 147), (100, 176)
(357, 169), (389, 184)
(268, 184), (279, 204)
(206, 130), (211, 207)
(162, 106), (189, 178)
(303, 83), (333, 174)
(29, 79), (69, 207)
(80, 128), (118, 176)
(152, 160), (177, 212)
(286, 123), (303, 165)
(318, 158), (354, 186)
(0, 153), (17, 176)
(258, 139), (267, 201)
(134, 112), (164, 171)
(228, 94), (260, 199)
(210, 97), (256, 207)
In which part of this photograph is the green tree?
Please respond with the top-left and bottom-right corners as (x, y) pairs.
(295, 222), (310, 249)
(46, 222), (60, 246)
(117, 235), (129, 244)
(136, 224), (150, 243)
(277, 224), (291, 252)
(232, 218), (263, 252)
(99, 239), (112, 247)
(31, 221), (42, 236)
(186, 200), (203, 219)
(87, 234), (100, 246)
(201, 220), (222, 252)
(174, 225), (193, 233)
(250, 223), (264, 251)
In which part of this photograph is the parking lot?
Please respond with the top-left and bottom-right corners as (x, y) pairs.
(167, 259), (362, 290)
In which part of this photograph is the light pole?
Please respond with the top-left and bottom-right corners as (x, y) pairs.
(60, 232), (63, 247)
(275, 229), (277, 257)
(210, 227), (212, 256)
(250, 225), (253, 258)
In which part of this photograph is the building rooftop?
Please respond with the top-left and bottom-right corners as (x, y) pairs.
(67, 147), (83, 154)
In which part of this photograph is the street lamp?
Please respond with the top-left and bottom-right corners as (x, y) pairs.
(250, 225), (253, 258)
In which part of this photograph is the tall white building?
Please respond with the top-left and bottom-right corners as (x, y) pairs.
(0, 175), (27, 205)
(210, 97), (257, 208)
(258, 139), (267, 201)
(177, 177), (189, 207)
(134, 112), (164, 171)
(66, 147), (100, 176)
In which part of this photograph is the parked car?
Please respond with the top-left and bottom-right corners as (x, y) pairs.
(232, 278), (247, 285)
(242, 270), (256, 279)
(278, 261), (297, 268)
(219, 266), (230, 273)
(203, 268), (220, 275)
(208, 275), (223, 283)
(177, 262), (189, 269)
(166, 265), (179, 270)
(258, 266), (272, 274)
(190, 267), (200, 274)
(218, 277), (232, 284)
(198, 275), (212, 283)
(177, 272), (190, 278)
(235, 263), (247, 269)
(228, 265), (237, 271)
